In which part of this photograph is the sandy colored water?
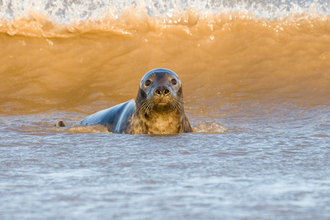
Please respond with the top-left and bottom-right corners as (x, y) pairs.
(1, 11), (330, 116)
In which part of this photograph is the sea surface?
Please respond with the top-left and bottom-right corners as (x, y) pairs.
(1, 0), (330, 219)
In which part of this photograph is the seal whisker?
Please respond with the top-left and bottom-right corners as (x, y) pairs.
(141, 104), (148, 114)
(140, 100), (152, 115)
(172, 97), (183, 113)
(176, 102), (183, 113)
(138, 100), (149, 114)
(139, 101), (147, 110)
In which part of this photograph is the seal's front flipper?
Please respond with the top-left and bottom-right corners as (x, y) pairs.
(56, 120), (67, 127)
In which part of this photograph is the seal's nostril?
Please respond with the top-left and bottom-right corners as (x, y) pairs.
(154, 86), (170, 96)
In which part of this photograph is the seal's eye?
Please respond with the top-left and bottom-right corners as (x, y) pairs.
(171, 79), (177, 85)
(145, 80), (152, 87)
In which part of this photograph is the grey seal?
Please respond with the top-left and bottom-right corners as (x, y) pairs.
(76, 68), (193, 134)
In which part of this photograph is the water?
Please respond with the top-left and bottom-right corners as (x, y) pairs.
(1, 122), (330, 219)
(1, 0), (330, 219)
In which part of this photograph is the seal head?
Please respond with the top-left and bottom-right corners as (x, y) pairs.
(137, 69), (182, 114)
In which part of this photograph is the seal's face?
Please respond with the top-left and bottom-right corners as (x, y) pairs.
(136, 69), (183, 114)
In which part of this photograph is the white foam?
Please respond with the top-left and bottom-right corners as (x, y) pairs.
(0, 0), (329, 23)
(193, 122), (227, 134)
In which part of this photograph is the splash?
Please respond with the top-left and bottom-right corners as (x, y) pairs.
(57, 125), (110, 134)
(0, 0), (329, 38)
(193, 122), (227, 133)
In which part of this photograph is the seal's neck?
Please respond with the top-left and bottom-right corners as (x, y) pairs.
(133, 110), (183, 134)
